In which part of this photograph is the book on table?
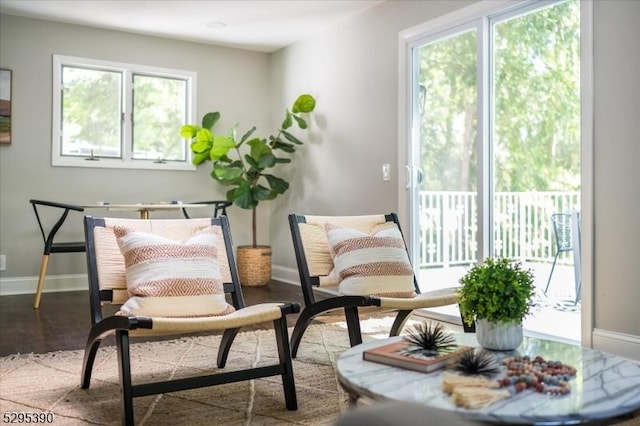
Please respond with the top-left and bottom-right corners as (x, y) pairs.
(363, 340), (474, 373)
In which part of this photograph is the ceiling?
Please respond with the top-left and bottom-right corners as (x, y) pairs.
(0, 0), (384, 53)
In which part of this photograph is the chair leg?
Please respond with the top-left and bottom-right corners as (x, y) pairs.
(274, 317), (298, 410)
(344, 306), (363, 347)
(80, 338), (102, 389)
(544, 253), (560, 295)
(389, 310), (413, 336)
(290, 309), (316, 359)
(217, 328), (240, 368)
(116, 330), (135, 426)
(33, 255), (49, 309)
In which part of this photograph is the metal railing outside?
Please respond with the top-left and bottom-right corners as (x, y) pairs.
(418, 191), (580, 268)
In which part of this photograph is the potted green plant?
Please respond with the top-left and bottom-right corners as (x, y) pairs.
(181, 94), (316, 286)
(458, 257), (535, 350)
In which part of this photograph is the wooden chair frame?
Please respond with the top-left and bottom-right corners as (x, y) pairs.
(29, 199), (86, 309)
(82, 215), (299, 425)
(289, 212), (470, 358)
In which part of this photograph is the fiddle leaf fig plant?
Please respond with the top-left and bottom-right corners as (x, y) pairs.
(181, 94), (316, 247)
(458, 257), (535, 327)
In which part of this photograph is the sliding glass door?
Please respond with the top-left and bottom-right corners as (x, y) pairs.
(407, 0), (581, 340)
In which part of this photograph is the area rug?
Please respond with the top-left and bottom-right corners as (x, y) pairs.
(0, 322), (366, 426)
(1, 319), (638, 426)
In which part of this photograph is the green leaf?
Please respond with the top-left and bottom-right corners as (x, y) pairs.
(244, 155), (260, 169)
(240, 126), (257, 143)
(292, 115), (307, 129)
(213, 163), (243, 183)
(282, 111), (293, 129)
(252, 184), (275, 201)
(180, 124), (200, 139)
(274, 157), (292, 164)
(264, 174), (289, 194)
(292, 94), (316, 113)
(190, 129), (213, 153)
(257, 153), (277, 169)
(247, 138), (271, 161)
(202, 112), (221, 129)
(272, 140), (295, 153)
(210, 135), (236, 160)
(230, 181), (257, 210)
(281, 130), (303, 145)
(192, 151), (209, 165)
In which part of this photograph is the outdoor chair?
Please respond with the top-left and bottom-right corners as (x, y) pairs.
(288, 212), (465, 358)
(544, 211), (581, 304)
(29, 199), (86, 309)
(180, 200), (232, 219)
(544, 213), (573, 296)
(82, 215), (299, 425)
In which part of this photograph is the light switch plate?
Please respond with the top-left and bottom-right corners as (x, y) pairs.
(382, 163), (391, 181)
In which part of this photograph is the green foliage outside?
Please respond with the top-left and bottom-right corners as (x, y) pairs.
(62, 68), (187, 160)
(62, 67), (121, 156)
(420, 0), (580, 192)
(458, 257), (536, 326)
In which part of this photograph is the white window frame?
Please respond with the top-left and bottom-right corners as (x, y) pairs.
(398, 0), (594, 346)
(52, 55), (197, 171)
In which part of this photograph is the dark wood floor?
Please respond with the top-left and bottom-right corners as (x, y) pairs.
(0, 281), (322, 357)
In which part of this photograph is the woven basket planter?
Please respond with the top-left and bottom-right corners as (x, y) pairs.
(236, 245), (272, 287)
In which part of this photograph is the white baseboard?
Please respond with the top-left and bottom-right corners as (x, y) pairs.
(592, 328), (640, 362)
(0, 274), (88, 296)
(271, 264), (300, 286)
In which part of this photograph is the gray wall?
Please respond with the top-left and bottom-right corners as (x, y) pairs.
(592, 1), (640, 339)
(0, 14), (274, 279)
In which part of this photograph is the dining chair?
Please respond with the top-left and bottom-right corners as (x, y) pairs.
(180, 200), (232, 219)
(29, 199), (86, 309)
(82, 215), (299, 425)
(288, 212), (466, 358)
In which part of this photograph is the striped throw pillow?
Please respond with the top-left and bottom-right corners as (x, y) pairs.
(113, 226), (225, 298)
(324, 222), (416, 298)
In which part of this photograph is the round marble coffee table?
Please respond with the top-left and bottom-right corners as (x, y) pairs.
(336, 333), (640, 424)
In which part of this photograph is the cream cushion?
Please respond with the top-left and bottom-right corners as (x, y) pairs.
(113, 225), (235, 318)
(324, 222), (416, 298)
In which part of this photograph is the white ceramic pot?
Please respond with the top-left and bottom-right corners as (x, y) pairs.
(475, 319), (523, 350)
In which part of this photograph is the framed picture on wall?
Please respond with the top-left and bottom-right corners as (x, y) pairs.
(0, 68), (12, 145)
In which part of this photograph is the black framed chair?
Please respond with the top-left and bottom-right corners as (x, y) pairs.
(29, 199), (86, 309)
(82, 215), (299, 425)
(544, 213), (573, 296)
(545, 212), (581, 304)
(180, 200), (232, 219)
(288, 212), (467, 358)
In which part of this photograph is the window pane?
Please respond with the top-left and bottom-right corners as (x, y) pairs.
(132, 74), (187, 161)
(417, 28), (479, 290)
(492, 0), (580, 260)
(61, 66), (122, 158)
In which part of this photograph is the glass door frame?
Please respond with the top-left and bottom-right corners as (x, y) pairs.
(397, 0), (594, 346)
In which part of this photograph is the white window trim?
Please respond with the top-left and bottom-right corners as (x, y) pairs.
(52, 55), (197, 171)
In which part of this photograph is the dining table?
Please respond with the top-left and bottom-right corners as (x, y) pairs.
(82, 202), (207, 219)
